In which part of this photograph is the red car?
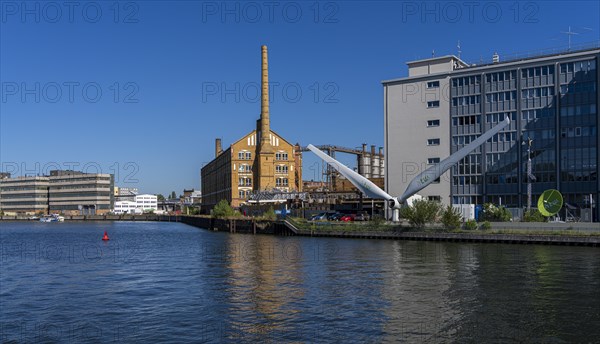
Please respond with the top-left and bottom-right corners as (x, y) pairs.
(340, 214), (355, 222)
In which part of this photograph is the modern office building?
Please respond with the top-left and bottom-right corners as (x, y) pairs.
(0, 176), (50, 214)
(48, 170), (114, 215)
(201, 46), (303, 210)
(0, 170), (114, 215)
(383, 44), (599, 218)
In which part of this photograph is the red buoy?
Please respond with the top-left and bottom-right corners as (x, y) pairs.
(102, 231), (110, 241)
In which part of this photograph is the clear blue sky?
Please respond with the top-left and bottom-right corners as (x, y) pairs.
(1, 1), (598, 195)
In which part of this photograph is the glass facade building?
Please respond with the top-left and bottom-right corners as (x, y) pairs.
(449, 49), (598, 218)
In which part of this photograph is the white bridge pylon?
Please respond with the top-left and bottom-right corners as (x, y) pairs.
(308, 116), (511, 221)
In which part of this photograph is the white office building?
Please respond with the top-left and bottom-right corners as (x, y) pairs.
(113, 194), (158, 214)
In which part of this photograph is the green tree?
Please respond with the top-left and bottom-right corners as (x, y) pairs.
(523, 209), (547, 222)
(400, 199), (441, 229)
(464, 219), (478, 230)
(440, 205), (462, 230)
(157, 194), (165, 201)
(212, 200), (235, 218)
(170, 191), (177, 200)
(481, 203), (512, 222)
(262, 206), (276, 221)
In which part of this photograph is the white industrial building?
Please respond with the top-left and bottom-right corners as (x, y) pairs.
(113, 194), (158, 214)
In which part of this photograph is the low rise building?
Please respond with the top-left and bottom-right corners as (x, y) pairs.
(49, 170), (114, 215)
(112, 194), (157, 214)
(0, 176), (50, 214)
(0, 170), (114, 215)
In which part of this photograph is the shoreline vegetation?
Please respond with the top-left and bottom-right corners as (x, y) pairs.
(285, 217), (600, 237)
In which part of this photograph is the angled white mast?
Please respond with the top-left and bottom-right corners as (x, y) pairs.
(308, 116), (510, 219)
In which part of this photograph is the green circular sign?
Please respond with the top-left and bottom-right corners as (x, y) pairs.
(538, 189), (563, 216)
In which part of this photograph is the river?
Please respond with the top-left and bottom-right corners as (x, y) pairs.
(1, 221), (598, 343)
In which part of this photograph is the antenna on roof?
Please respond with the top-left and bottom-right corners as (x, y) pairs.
(432, 49), (435, 58)
(561, 26), (579, 50)
(457, 40), (461, 59)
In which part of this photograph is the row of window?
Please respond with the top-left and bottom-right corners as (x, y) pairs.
(428, 158), (440, 164)
(238, 189), (251, 198)
(521, 66), (554, 78)
(453, 115), (480, 126)
(237, 151), (291, 160)
(522, 129), (556, 140)
(486, 91), (517, 103)
(521, 107), (555, 120)
(489, 132), (517, 143)
(561, 126), (597, 138)
(487, 71), (517, 83)
(452, 75), (481, 87)
(452, 95), (481, 106)
(0, 186), (49, 192)
(560, 81), (597, 94)
(560, 60), (596, 74)
(238, 151), (252, 160)
(238, 164), (252, 173)
(451, 60), (595, 87)
(487, 112), (516, 123)
(453, 176), (482, 186)
(521, 87), (555, 99)
(0, 194), (48, 199)
(0, 201), (49, 206)
(238, 177), (252, 186)
(560, 104), (597, 117)
(275, 152), (289, 160)
(275, 165), (288, 173)
(276, 178), (289, 186)
(453, 135), (478, 145)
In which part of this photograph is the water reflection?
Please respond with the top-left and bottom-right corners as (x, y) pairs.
(0, 222), (598, 343)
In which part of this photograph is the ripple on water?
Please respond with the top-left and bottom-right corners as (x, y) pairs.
(1, 222), (599, 343)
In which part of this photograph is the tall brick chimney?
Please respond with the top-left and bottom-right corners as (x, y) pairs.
(215, 138), (222, 158)
(259, 45), (271, 151)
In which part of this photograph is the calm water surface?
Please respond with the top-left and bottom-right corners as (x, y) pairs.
(1, 221), (599, 343)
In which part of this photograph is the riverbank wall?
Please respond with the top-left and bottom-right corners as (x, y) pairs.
(1, 215), (599, 246)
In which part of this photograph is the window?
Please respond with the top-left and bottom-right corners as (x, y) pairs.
(427, 138), (440, 146)
(427, 120), (440, 127)
(276, 178), (289, 187)
(238, 177), (252, 186)
(428, 158), (440, 164)
(275, 152), (288, 160)
(427, 101), (440, 108)
(275, 165), (288, 174)
(238, 151), (251, 160)
(238, 164), (252, 173)
(427, 196), (441, 202)
(427, 81), (440, 88)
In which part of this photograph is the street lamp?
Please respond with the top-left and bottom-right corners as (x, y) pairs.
(522, 138), (536, 211)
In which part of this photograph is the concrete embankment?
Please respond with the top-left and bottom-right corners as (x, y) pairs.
(2, 215), (598, 246)
(293, 229), (600, 246)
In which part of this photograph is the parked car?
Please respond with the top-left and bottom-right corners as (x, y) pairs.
(327, 212), (344, 221)
(340, 214), (355, 222)
(354, 212), (370, 221)
(310, 212), (328, 221)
